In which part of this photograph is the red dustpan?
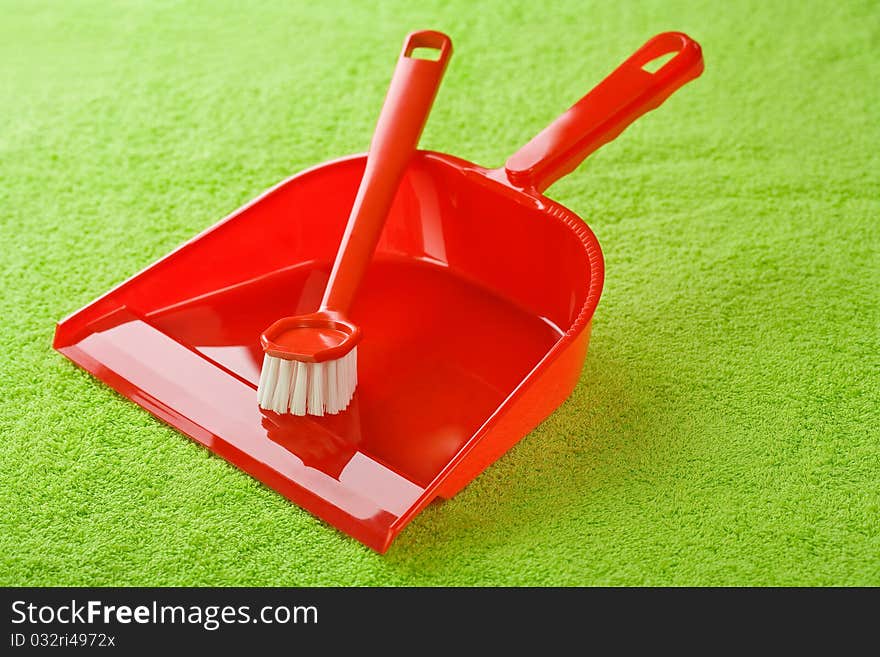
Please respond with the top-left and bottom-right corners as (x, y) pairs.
(54, 32), (703, 552)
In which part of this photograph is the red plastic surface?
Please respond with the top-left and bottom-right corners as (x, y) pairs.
(53, 33), (703, 552)
(263, 30), (451, 362)
(323, 30), (452, 315)
(506, 32), (703, 192)
(261, 311), (360, 362)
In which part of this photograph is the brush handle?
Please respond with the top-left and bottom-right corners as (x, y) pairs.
(321, 30), (452, 313)
(504, 32), (703, 194)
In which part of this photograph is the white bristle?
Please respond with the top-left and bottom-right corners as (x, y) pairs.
(308, 362), (325, 416)
(258, 349), (357, 416)
(256, 353), (269, 404)
(271, 359), (293, 413)
(323, 360), (333, 414)
(291, 361), (308, 415)
(257, 355), (279, 409)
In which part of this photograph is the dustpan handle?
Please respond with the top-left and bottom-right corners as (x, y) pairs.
(321, 30), (452, 313)
(504, 32), (703, 194)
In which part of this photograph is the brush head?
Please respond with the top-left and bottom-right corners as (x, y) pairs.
(257, 312), (360, 416)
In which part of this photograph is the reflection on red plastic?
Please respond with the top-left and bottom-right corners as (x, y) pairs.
(53, 32), (702, 551)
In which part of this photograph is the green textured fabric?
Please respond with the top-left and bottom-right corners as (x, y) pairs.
(2, 0), (878, 586)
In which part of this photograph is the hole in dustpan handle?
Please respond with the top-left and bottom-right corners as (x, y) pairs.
(504, 32), (704, 194)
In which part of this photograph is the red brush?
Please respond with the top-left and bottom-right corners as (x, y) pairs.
(257, 30), (452, 415)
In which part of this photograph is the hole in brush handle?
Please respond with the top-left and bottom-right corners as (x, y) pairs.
(402, 30), (452, 65)
(408, 46), (442, 61)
